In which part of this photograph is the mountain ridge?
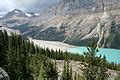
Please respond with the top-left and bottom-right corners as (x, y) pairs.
(0, 0), (120, 49)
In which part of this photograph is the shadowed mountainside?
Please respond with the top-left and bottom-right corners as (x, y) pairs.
(0, 0), (120, 49)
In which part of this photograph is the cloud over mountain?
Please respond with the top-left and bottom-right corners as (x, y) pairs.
(0, 0), (59, 15)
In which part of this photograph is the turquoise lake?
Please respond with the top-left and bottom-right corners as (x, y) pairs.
(67, 47), (120, 64)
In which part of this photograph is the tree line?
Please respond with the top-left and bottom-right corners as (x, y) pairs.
(0, 29), (120, 80)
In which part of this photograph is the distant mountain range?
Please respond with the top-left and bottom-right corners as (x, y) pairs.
(0, 0), (120, 49)
(0, 9), (39, 28)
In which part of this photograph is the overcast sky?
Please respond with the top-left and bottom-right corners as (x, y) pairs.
(0, 0), (59, 16)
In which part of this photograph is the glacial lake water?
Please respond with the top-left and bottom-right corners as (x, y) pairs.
(67, 47), (120, 64)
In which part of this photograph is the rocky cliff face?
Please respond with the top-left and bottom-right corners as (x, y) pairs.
(1, 0), (120, 49)
(80, 9), (116, 48)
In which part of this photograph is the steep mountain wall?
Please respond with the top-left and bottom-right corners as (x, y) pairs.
(1, 0), (120, 49)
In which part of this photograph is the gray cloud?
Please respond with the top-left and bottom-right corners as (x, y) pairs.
(0, 0), (59, 15)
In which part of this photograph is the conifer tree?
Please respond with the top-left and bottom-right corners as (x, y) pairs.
(69, 65), (73, 80)
(74, 72), (77, 80)
(84, 41), (99, 66)
(62, 61), (72, 80)
(0, 30), (5, 67)
(43, 60), (58, 80)
(30, 53), (44, 80)
(82, 41), (108, 80)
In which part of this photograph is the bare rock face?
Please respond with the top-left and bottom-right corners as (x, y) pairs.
(79, 7), (116, 48)
(97, 11), (114, 48)
(0, 0), (120, 49)
(0, 68), (9, 80)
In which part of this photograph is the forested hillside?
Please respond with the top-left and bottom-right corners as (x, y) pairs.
(0, 29), (120, 80)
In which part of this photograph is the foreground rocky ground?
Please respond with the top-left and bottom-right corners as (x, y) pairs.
(54, 60), (119, 80)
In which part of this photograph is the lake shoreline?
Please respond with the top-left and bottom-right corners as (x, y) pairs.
(68, 47), (120, 64)
(29, 38), (76, 52)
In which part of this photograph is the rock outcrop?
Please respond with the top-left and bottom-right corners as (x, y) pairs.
(80, 7), (116, 48)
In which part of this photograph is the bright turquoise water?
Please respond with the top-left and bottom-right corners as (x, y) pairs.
(67, 47), (120, 64)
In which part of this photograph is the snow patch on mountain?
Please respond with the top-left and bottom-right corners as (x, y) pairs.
(14, 10), (19, 13)
(26, 12), (39, 17)
(0, 16), (3, 18)
(26, 13), (33, 17)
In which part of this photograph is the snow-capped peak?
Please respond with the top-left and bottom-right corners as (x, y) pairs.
(1, 9), (28, 19)
(13, 9), (22, 14)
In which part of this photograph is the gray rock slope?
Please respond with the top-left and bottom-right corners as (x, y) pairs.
(1, 0), (120, 49)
